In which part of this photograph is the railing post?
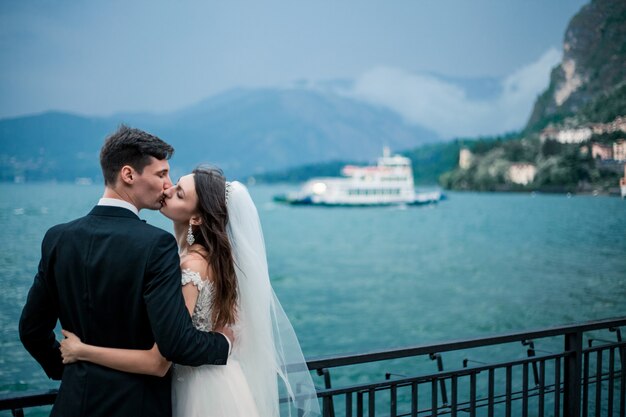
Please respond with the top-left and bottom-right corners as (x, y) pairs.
(563, 330), (583, 417)
(317, 368), (335, 417)
(429, 353), (448, 405)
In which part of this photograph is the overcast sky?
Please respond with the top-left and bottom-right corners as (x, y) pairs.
(1, 0), (588, 137)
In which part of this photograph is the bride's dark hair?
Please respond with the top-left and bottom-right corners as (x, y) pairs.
(190, 166), (238, 329)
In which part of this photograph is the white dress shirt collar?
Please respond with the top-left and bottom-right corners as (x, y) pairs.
(98, 198), (139, 216)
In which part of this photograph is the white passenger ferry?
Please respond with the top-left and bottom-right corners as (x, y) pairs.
(274, 147), (443, 206)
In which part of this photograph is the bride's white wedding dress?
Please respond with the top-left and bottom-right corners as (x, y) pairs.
(171, 269), (260, 417)
(172, 181), (319, 417)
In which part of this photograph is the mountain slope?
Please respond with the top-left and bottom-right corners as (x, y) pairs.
(526, 0), (626, 130)
(132, 88), (439, 175)
(0, 112), (117, 181)
(438, 0), (626, 194)
(0, 88), (440, 181)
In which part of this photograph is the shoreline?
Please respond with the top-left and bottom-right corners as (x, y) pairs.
(445, 185), (623, 198)
(2, 181), (623, 198)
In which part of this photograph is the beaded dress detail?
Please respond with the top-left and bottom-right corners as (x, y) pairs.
(181, 269), (214, 332)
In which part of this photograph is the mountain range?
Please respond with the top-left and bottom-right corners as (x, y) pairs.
(0, 88), (439, 182)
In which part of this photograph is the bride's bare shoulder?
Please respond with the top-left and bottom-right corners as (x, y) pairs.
(180, 246), (212, 281)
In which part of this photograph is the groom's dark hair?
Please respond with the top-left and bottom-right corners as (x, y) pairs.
(100, 124), (174, 186)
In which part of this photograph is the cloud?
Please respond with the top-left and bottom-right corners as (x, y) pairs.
(346, 48), (562, 138)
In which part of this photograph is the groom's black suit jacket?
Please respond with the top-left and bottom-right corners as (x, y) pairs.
(19, 205), (230, 417)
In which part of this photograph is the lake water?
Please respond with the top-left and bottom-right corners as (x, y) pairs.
(1, 183), (625, 415)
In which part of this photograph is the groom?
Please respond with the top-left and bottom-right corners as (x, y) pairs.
(19, 125), (231, 417)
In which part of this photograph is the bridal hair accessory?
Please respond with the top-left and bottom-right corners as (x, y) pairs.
(186, 222), (195, 246)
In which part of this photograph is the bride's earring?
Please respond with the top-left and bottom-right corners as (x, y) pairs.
(186, 222), (195, 246)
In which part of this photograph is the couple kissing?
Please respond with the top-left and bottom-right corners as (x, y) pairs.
(19, 125), (319, 417)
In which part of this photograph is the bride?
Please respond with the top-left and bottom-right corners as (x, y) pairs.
(60, 166), (319, 417)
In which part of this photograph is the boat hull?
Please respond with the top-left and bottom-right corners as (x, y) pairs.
(273, 192), (443, 207)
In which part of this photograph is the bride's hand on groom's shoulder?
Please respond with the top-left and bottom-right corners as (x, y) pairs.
(59, 329), (83, 364)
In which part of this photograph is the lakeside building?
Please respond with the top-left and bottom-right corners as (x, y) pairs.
(540, 117), (626, 145)
(589, 116), (626, 135)
(613, 139), (626, 162)
(507, 163), (537, 185)
(459, 148), (473, 170)
(541, 127), (593, 144)
(591, 142), (613, 160)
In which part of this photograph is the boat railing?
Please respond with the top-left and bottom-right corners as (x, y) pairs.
(1, 317), (624, 417)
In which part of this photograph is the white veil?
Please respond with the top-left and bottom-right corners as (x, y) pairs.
(226, 181), (320, 417)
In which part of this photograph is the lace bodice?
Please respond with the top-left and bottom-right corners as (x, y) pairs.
(181, 269), (214, 332)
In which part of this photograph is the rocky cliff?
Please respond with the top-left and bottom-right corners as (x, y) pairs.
(526, 0), (626, 130)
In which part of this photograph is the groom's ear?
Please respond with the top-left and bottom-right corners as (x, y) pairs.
(120, 165), (135, 185)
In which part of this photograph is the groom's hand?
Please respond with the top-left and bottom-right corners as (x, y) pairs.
(215, 326), (235, 353)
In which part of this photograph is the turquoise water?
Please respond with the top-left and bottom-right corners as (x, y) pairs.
(1, 184), (625, 414)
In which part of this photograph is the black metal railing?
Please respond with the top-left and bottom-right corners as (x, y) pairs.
(2, 317), (624, 417)
(305, 317), (625, 417)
